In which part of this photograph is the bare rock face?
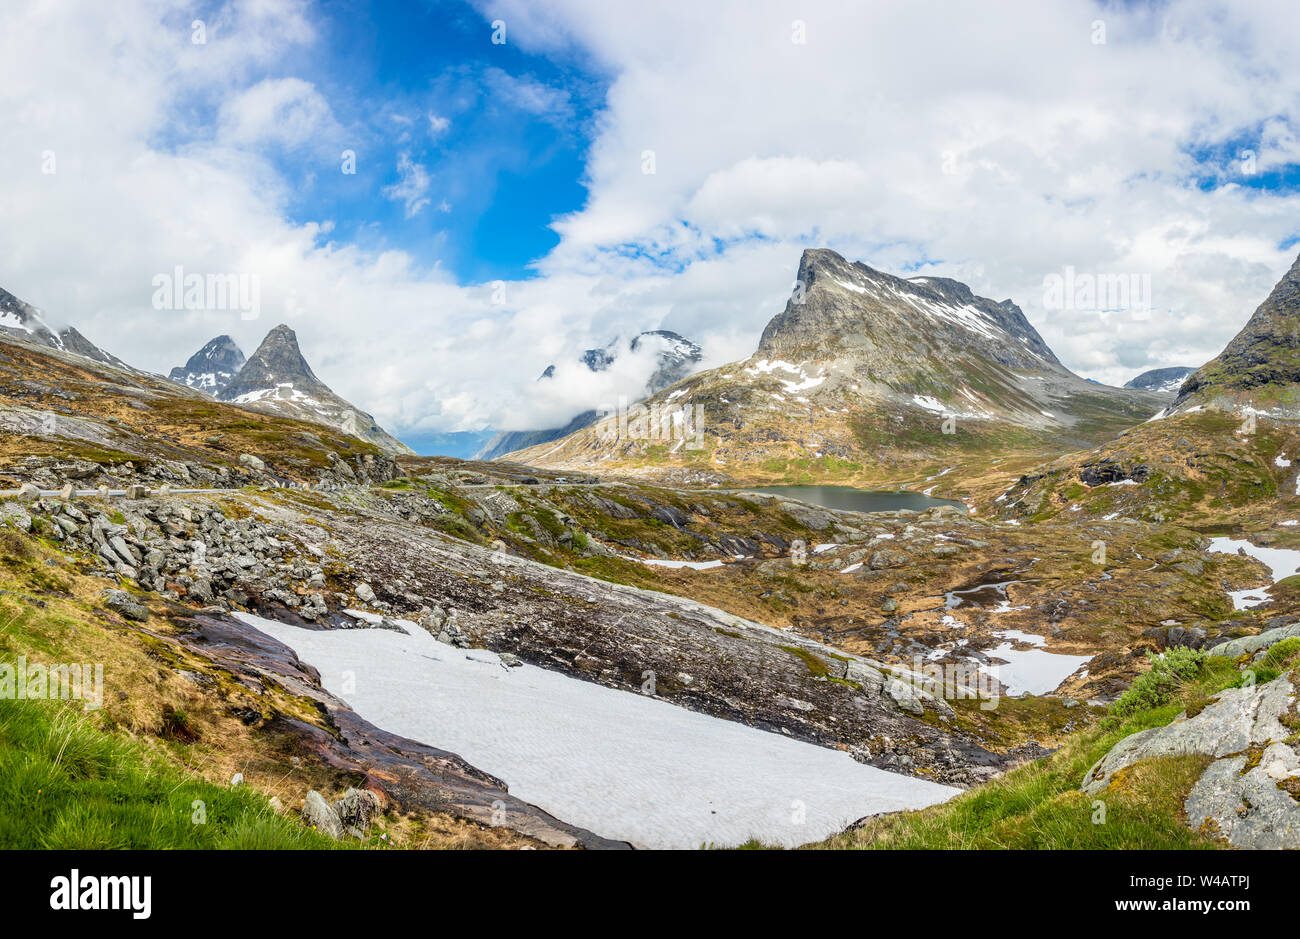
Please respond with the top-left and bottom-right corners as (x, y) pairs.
(1083, 674), (1300, 848)
(301, 790), (344, 839)
(168, 335), (246, 397)
(758, 248), (1060, 370)
(221, 324), (331, 403)
(1185, 743), (1300, 849)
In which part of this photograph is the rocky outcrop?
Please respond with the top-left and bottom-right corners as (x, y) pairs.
(169, 335), (245, 396)
(1082, 674), (1300, 848)
(1078, 458), (1151, 487)
(1208, 622), (1300, 659)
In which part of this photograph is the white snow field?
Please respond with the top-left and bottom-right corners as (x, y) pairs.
(1208, 537), (1300, 610)
(238, 613), (960, 849)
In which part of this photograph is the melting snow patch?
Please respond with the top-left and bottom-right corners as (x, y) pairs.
(638, 558), (725, 571)
(236, 613), (959, 849)
(911, 395), (947, 414)
(1209, 537), (1300, 609)
(745, 359), (803, 376)
(1276, 453), (1291, 468)
(979, 631), (1092, 696)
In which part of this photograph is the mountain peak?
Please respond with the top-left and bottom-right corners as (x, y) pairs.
(220, 323), (325, 401)
(760, 249), (1059, 369)
(0, 284), (127, 369)
(215, 323), (411, 454)
(169, 334), (246, 396)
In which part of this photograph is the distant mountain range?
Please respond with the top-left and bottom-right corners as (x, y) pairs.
(0, 282), (412, 454)
(173, 325), (413, 454)
(1123, 366), (1195, 395)
(502, 248), (1163, 474)
(475, 329), (703, 460)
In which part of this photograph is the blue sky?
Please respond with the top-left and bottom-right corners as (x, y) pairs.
(234, 0), (606, 285)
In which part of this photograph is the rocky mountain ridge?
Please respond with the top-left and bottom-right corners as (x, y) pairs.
(168, 335), (246, 396)
(0, 285), (129, 370)
(1123, 366), (1195, 395)
(503, 248), (1163, 477)
(214, 324), (412, 455)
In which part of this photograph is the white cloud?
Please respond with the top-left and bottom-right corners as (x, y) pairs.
(218, 77), (337, 149)
(428, 113), (451, 135)
(496, 0), (1300, 386)
(481, 67), (572, 122)
(383, 153), (432, 218)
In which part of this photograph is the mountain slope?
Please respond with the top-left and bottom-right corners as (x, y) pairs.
(217, 324), (412, 454)
(0, 285), (129, 369)
(504, 248), (1162, 480)
(476, 329), (703, 461)
(999, 249), (1300, 525)
(1171, 249), (1300, 417)
(1124, 366), (1195, 395)
(169, 335), (246, 396)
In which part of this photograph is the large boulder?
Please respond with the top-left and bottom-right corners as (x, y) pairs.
(301, 790), (344, 839)
(333, 787), (381, 836)
(1208, 623), (1300, 659)
(101, 589), (148, 621)
(1082, 674), (1300, 848)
